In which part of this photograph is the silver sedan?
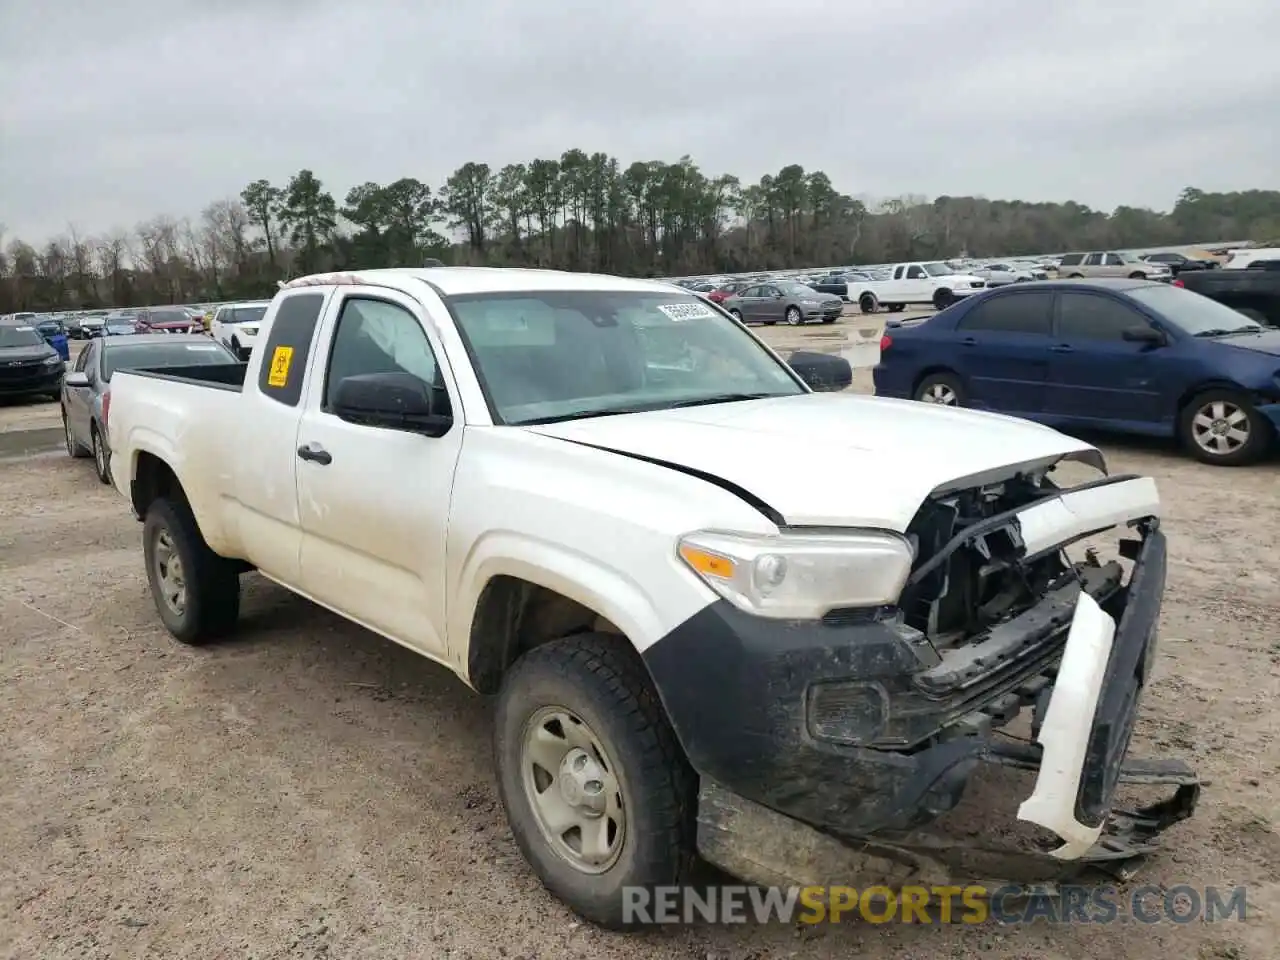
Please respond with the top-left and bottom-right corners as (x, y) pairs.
(61, 334), (237, 484)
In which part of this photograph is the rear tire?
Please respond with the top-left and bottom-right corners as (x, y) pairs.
(494, 633), (696, 930)
(1178, 389), (1272, 466)
(858, 293), (879, 314)
(143, 497), (242, 644)
(914, 371), (966, 406)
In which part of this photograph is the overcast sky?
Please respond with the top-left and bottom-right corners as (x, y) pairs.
(2, 0), (1277, 244)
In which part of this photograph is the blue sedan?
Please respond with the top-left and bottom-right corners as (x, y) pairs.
(872, 278), (1280, 465)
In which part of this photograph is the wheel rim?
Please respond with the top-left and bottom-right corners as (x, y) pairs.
(786, 308), (802, 325)
(152, 527), (187, 616)
(1191, 400), (1249, 456)
(520, 705), (625, 874)
(730, 310), (742, 321)
(921, 383), (958, 405)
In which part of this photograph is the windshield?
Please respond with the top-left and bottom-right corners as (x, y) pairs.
(148, 309), (189, 323)
(922, 262), (954, 277)
(103, 340), (234, 381)
(1128, 285), (1264, 337)
(0, 325), (46, 348)
(450, 290), (805, 425)
(224, 305), (268, 325)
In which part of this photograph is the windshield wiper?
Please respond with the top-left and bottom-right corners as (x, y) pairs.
(1194, 327), (1260, 338)
(667, 392), (777, 409)
(517, 393), (778, 425)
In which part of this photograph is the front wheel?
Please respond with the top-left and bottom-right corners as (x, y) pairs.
(494, 633), (695, 930)
(63, 408), (90, 458)
(91, 424), (112, 485)
(1179, 390), (1272, 466)
(1128, 272), (1148, 280)
(728, 309), (743, 323)
(785, 306), (803, 326)
(932, 287), (956, 310)
(143, 497), (242, 644)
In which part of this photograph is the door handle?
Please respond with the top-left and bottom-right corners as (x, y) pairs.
(960, 337), (977, 346)
(1050, 344), (1073, 353)
(296, 442), (332, 465)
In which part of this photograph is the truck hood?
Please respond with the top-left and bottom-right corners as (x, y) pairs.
(524, 394), (1103, 530)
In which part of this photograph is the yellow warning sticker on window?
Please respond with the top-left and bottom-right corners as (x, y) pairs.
(267, 345), (293, 387)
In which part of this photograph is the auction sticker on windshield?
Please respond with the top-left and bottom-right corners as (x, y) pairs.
(657, 302), (716, 322)
(267, 345), (293, 387)
(185, 344), (222, 351)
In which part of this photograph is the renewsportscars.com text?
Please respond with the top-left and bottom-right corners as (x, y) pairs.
(622, 884), (1248, 926)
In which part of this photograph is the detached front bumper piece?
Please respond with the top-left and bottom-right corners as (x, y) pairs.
(644, 476), (1197, 890)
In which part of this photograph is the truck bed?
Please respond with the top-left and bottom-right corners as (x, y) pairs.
(1178, 269), (1280, 325)
(125, 361), (248, 390)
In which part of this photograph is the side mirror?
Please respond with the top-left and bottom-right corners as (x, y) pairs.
(332, 371), (452, 436)
(787, 350), (853, 392)
(1122, 325), (1165, 345)
(65, 372), (90, 388)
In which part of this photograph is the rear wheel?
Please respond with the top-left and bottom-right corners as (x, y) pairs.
(143, 497), (242, 644)
(1179, 389), (1272, 466)
(494, 633), (695, 930)
(914, 371), (966, 406)
(858, 293), (879, 314)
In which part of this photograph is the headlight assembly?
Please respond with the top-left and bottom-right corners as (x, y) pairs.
(677, 530), (914, 620)
(44, 354), (61, 365)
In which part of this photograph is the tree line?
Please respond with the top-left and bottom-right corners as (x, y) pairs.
(3, 150), (1279, 312)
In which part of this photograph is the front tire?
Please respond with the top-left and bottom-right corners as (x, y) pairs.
(494, 633), (695, 930)
(63, 408), (90, 458)
(1179, 389), (1272, 466)
(142, 497), (242, 644)
(932, 287), (956, 310)
(785, 306), (803, 326)
(90, 424), (112, 484)
(728, 309), (743, 323)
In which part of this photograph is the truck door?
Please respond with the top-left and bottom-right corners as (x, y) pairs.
(904, 263), (931, 301)
(230, 290), (331, 587)
(293, 287), (463, 660)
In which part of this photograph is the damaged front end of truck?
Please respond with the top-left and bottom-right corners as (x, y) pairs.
(677, 454), (1199, 892)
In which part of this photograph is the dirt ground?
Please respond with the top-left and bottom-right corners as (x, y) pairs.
(1, 319), (1277, 959)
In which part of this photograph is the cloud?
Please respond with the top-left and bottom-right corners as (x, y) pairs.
(1, 0), (1277, 243)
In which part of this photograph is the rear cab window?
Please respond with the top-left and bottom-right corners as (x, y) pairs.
(255, 293), (328, 406)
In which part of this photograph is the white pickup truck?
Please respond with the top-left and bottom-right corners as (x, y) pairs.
(106, 267), (1197, 928)
(849, 261), (988, 314)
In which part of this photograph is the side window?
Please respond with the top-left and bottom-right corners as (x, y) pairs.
(906, 265), (926, 279)
(73, 342), (93, 373)
(1083, 253), (1102, 266)
(256, 292), (325, 407)
(323, 297), (444, 412)
(741, 286), (760, 298)
(1059, 254), (1083, 266)
(957, 293), (1053, 334)
(1056, 294), (1143, 341)
(893, 266), (905, 280)
(1103, 253), (1124, 266)
(761, 285), (778, 297)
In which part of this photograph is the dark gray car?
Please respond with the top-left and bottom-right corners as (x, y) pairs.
(721, 281), (843, 326)
(61, 333), (237, 484)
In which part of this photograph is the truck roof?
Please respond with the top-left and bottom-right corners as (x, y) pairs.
(283, 267), (686, 298)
